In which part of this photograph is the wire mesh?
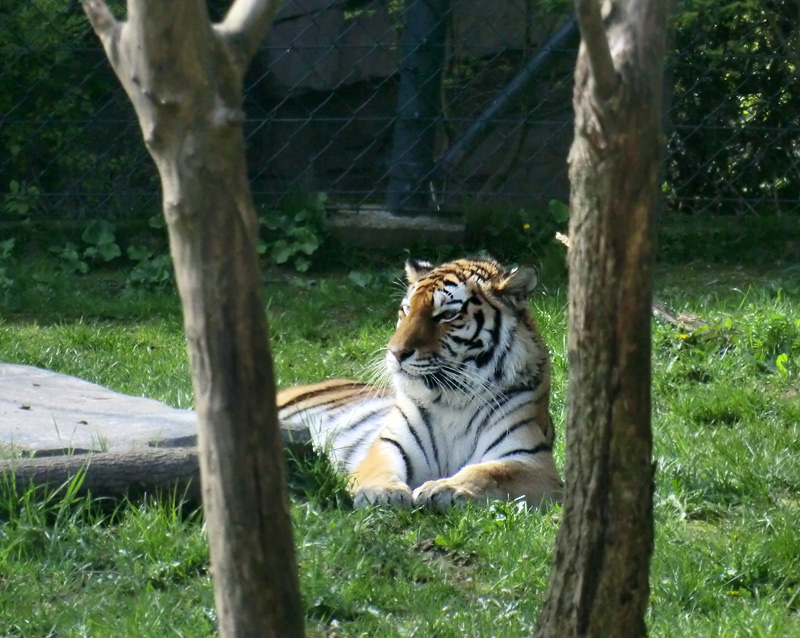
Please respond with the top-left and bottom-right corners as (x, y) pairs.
(1, 0), (798, 225)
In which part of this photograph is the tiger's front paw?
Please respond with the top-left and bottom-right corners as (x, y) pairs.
(353, 481), (413, 509)
(412, 479), (480, 512)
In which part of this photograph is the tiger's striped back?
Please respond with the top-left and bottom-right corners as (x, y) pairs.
(277, 257), (563, 510)
(278, 380), (394, 471)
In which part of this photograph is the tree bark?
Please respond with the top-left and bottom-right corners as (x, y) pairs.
(81, 2), (304, 637)
(534, 1), (669, 637)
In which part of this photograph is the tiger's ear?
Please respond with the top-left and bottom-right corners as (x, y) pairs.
(405, 258), (434, 284)
(496, 266), (538, 306)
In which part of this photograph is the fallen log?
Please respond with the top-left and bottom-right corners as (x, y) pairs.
(1, 447), (202, 505)
(0, 424), (312, 507)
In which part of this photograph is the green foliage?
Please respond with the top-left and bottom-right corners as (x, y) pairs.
(49, 241), (90, 275)
(127, 245), (174, 288)
(39, 217), (176, 288)
(668, 0), (800, 215)
(81, 220), (122, 263)
(125, 214), (173, 288)
(658, 216), (800, 266)
(49, 220), (122, 274)
(286, 444), (353, 509)
(656, 303), (800, 379)
(465, 198), (568, 260)
(3, 180), (40, 218)
(0, 470), (89, 561)
(259, 192), (327, 272)
(433, 511), (475, 550)
(0, 477), (213, 637)
(0, 238), (15, 291)
(0, 1), (155, 221)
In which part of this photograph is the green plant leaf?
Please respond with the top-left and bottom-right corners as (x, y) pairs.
(297, 235), (320, 256)
(0, 238), (14, 257)
(127, 245), (152, 262)
(260, 215), (281, 231)
(548, 199), (570, 223)
(81, 220), (116, 247)
(271, 240), (293, 264)
(97, 242), (122, 262)
(775, 353), (789, 377)
(348, 271), (372, 287)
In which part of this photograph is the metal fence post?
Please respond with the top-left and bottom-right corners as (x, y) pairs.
(386, 0), (451, 217)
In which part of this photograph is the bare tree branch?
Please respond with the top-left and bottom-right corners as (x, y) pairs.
(575, 0), (619, 101)
(217, 0), (280, 67)
(81, 0), (121, 63)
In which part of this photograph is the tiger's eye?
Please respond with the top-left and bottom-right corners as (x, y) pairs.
(436, 309), (459, 322)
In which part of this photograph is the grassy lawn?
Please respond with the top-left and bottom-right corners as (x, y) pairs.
(0, 255), (799, 637)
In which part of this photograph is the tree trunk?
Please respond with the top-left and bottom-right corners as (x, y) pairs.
(534, 1), (669, 637)
(81, 2), (304, 636)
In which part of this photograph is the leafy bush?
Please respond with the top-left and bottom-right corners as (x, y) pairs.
(259, 192), (327, 272)
(2, 180), (40, 219)
(0, 238), (15, 291)
(49, 220), (122, 274)
(465, 198), (568, 263)
(0, 1), (155, 221)
(667, 0), (800, 215)
(127, 245), (174, 288)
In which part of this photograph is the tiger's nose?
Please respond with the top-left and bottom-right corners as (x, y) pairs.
(391, 347), (415, 363)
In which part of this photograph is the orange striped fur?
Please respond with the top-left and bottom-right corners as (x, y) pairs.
(277, 257), (563, 510)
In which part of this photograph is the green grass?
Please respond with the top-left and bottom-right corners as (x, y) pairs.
(0, 478), (215, 637)
(0, 257), (799, 636)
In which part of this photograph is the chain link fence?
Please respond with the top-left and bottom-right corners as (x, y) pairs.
(1, 0), (798, 226)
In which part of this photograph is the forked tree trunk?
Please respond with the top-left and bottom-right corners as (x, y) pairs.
(535, 1), (669, 637)
(81, 1), (304, 636)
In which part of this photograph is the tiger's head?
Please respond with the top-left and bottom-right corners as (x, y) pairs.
(386, 257), (548, 402)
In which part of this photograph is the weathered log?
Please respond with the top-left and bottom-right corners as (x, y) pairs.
(0, 448), (201, 505)
(0, 422), (314, 506)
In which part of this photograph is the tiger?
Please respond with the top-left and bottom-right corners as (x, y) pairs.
(277, 257), (563, 511)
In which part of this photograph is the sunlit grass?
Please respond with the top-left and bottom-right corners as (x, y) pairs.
(0, 257), (798, 636)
